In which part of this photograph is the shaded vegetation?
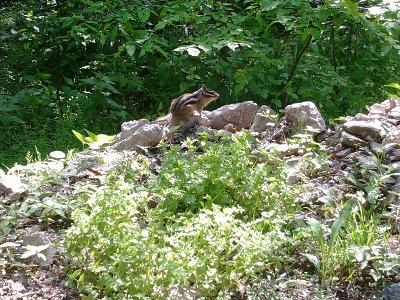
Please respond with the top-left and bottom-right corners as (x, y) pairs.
(1, 0), (400, 166)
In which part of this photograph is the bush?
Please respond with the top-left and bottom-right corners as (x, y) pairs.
(1, 0), (399, 166)
(65, 134), (305, 298)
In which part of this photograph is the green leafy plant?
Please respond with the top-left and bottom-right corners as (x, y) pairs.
(1, 0), (400, 166)
(72, 129), (115, 149)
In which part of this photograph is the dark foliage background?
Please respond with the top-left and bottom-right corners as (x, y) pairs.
(0, 0), (399, 166)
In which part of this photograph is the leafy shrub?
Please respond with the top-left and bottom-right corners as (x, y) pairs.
(153, 133), (302, 216)
(66, 199), (283, 298)
(64, 134), (305, 298)
(1, 0), (400, 166)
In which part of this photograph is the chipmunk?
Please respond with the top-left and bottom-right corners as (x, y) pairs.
(154, 85), (219, 126)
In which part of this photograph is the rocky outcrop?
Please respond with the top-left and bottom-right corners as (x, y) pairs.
(340, 131), (367, 148)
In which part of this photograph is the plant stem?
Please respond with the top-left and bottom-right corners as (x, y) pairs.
(284, 34), (313, 106)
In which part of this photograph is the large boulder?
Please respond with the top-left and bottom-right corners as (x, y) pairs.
(285, 101), (326, 136)
(112, 123), (167, 151)
(205, 101), (258, 130)
(250, 105), (277, 133)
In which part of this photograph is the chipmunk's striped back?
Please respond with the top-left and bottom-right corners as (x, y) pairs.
(170, 93), (199, 116)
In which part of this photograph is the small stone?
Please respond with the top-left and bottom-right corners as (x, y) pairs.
(22, 231), (55, 267)
(49, 151), (66, 159)
(335, 148), (353, 158)
(250, 105), (277, 133)
(354, 113), (381, 121)
(118, 119), (150, 141)
(355, 155), (378, 167)
(342, 120), (385, 140)
(340, 132), (367, 148)
(381, 284), (400, 300)
(324, 131), (342, 146)
(367, 99), (396, 115)
(0, 175), (27, 196)
(388, 111), (400, 120)
(263, 143), (299, 157)
(389, 149), (400, 162)
(285, 101), (326, 137)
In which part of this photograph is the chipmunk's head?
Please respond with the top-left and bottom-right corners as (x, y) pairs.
(200, 85), (219, 102)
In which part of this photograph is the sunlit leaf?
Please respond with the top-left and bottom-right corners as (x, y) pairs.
(126, 44), (136, 57)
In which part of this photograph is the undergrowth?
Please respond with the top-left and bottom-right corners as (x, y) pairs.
(62, 133), (399, 299)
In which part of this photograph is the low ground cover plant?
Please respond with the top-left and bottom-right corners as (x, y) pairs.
(63, 133), (399, 298)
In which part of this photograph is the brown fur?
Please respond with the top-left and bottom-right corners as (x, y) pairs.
(155, 85), (219, 126)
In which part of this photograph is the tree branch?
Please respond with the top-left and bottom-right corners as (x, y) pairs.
(286, 34), (313, 85)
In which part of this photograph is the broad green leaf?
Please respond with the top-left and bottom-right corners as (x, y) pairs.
(137, 9), (150, 23)
(260, 0), (280, 11)
(72, 130), (86, 144)
(385, 83), (400, 89)
(63, 77), (74, 85)
(302, 253), (320, 270)
(126, 44), (136, 57)
(99, 32), (106, 46)
(96, 134), (115, 144)
(329, 201), (354, 248)
(307, 217), (324, 242)
(84, 129), (98, 141)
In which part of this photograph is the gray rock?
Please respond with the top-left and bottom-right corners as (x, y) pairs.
(388, 111), (400, 120)
(285, 101), (326, 136)
(342, 120), (385, 140)
(286, 170), (303, 185)
(113, 124), (167, 151)
(205, 101), (258, 130)
(263, 143), (299, 158)
(64, 152), (101, 175)
(0, 175), (27, 197)
(324, 130), (342, 146)
(335, 148), (353, 158)
(354, 113), (381, 121)
(49, 151), (66, 159)
(368, 99), (396, 116)
(250, 105), (277, 133)
(22, 231), (55, 267)
(64, 149), (138, 179)
(389, 149), (400, 162)
(381, 284), (400, 300)
(117, 119), (150, 142)
(340, 132), (367, 148)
